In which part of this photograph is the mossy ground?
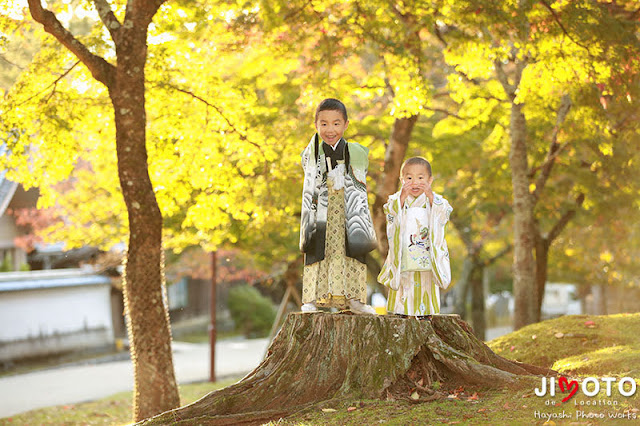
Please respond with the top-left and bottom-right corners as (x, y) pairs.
(1, 314), (639, 425)
(488, 313), (640, 377)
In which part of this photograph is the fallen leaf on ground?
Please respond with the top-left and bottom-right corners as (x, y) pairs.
(347, 406), (357, 412)
(477, 408), (486, 413)
(554, 332), (564, 338)
(584, 320), (596, 328)
(321, 408), (337, 413)
(467, 392), (479, 401)
(447, 394), (458, 399)
(411, 391), (420, 400)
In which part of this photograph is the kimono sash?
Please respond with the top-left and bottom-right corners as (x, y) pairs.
(299, 134), (377, 265)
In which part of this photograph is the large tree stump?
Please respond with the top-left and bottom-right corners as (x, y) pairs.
(139, 313), (553, 425)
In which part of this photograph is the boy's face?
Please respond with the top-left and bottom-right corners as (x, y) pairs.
(315, 109), (349, 146)
(401, 164), (433, 197)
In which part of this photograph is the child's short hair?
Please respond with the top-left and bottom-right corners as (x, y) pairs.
(401, 156), (432, 177)
(315, 98), (348, 122)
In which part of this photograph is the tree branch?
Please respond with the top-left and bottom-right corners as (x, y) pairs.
(92, 0), (122, 39)
(494, 60), (515, 98)
(482, 244), (512, 267)
(165, 84), (267, 162)
(27, 0), (115, 88)
(423, 106), (463, 120)
(531, 94), (572, 201)
(538, 0), (591, 52)
(126, 0), (167, 28)
(0, 54), (25, 70)
(14, 61), (80, 107)
(546, 193), (584, 243)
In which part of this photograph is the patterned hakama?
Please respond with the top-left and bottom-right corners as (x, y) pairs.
(302, 180), (367, 309)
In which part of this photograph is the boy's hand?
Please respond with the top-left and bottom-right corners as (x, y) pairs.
(420, 181), (434, 205)
(399, 181), (413, 206)
(409, 181), (434, 205)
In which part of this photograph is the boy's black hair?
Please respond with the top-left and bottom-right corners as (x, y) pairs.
(315, 98), (348, 122)
(401, 156), (432, 177)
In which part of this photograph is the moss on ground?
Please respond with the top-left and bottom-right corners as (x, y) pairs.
(487, 313), (640, 377)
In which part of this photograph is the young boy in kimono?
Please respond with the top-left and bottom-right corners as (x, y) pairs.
(378, 157), (453, 316)
(299, 98), (378, 314)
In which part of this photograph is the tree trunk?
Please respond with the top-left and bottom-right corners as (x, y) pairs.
(534, 234), (550, 322)
(509, 100), (537, 330)
(470, 266), (486, 340)
(26, 0), (180, 421)
(111, 27), (180, 421)
(372, 116), (418, 258)
(454, 257), (474, 320)
(139, 313), (554, 425)
(598, 284), (608, 315)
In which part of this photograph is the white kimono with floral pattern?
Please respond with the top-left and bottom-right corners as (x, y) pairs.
(378, 191), (453, 316)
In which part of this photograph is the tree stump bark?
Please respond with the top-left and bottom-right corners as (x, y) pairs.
(139, 313), (553, 425)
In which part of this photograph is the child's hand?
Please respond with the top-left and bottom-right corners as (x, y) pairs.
(399, 181), (415, 206)
(420, 181), (434, 205)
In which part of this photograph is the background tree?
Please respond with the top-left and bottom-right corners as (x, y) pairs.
(1, 0), (180, 420)
(436, 0), (640, 328)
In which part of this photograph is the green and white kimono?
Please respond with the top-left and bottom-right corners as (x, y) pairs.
(378, 191), (453, 316)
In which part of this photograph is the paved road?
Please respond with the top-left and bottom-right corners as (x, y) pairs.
(0, 338), (270, 419)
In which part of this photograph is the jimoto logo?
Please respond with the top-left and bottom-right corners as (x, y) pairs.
(535, 376), (637, 403)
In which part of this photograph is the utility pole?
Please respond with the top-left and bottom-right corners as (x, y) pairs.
(209, 250), (217, 382)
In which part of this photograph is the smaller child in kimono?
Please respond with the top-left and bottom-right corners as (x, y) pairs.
(378, 157), (453, 317)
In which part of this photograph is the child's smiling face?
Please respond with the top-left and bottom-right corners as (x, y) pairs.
(315, 109), (349, 146)
(401, 163), (433, 197)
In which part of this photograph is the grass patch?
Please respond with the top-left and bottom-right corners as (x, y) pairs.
(487, 313), (640, 374)
(175, 329), (242, 344)
(0, 379), (238, 426)
(275, 387), (639, 425)
(553, 345), (640, 377)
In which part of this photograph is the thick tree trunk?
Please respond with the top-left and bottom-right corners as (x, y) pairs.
(111, 27), (180, 421)
(470, 266), (486, 340)
(509, 101), (537, 330)
(27, 0), (179, 421)
(139, 313), (553, 425)
(372, 116), (418, 258)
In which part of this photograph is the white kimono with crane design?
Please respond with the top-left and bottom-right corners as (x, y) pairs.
(378, 191), (453, 316)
